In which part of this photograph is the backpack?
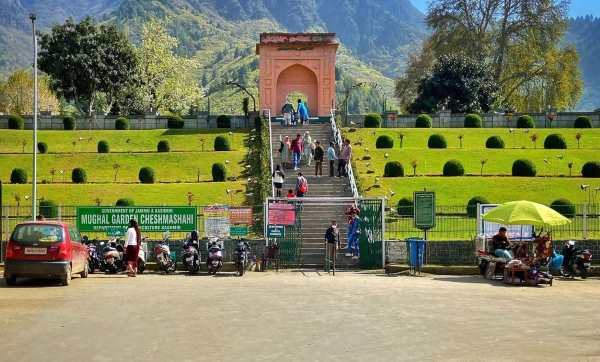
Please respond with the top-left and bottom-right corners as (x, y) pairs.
(298, 177), (308, 193)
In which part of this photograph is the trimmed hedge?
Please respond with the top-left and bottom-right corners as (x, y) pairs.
(581, 161), (600, 178)
(157, 140), (170, 152)
(139, 167), (156, 183)
(428, 134), (447, 149)
(39, 200), (59, 219)
(212, 163), (227, 181)
(214, 135), (231, 151)
(10, 168), (27, 184)
(8, 115), (24, 129)
(517, 115), (536, 128)
(364, 113), (382, 128)
(116, 198), (135, 206)
(443, 160), (465, 176)
(376, 135), (394, 149)
(97, 140), (110, 153)
(550, 199), (576, 218)
(464, 114), (482, 128)
(415, 114), (432, 128)
(384, 161), (404, 177)
(397, 197), (414, 217)
(574, 116), (592, 128)
(467, 196), (489, 218)
(115, 117), (129, 130)
(71, 168), (87, 183)
(485, 136), (505, 149)
(167, 115), (184, 129)
(37, 142), (48, 154)
(512, 159), (536, 177)
(63, 115), (76, 130)
(543, 133), (567, 149)
(216, 115), (231, 128)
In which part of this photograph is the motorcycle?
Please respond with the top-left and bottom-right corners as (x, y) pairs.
(182, 233), (201, 274)
(137, 239), (147, 274)
(82, 235), (100, 274)
(559, 248), (592, 279)
(154, 235), (176, 274)
(234, 239), (250, 276)
(100, 238), (125, 274)
(206, 238), (224, 275)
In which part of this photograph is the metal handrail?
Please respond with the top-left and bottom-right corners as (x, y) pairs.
(330, 109), (359, 198)
(263, 109), (275, 198)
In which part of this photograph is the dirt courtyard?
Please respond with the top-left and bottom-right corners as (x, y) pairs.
(1, 271), (599, 362)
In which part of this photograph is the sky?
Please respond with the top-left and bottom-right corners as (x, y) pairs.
(410, 0), (600, 18)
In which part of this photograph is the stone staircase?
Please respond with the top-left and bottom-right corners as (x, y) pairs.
(270, 123), (358, 268)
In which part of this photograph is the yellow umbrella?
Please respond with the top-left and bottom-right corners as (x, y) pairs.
(482, 200), (571, 226)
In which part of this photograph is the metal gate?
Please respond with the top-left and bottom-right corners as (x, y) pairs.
(357, 198), (385, 268)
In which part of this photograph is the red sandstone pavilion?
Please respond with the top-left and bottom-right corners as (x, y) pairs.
(256, 33), (339, 118)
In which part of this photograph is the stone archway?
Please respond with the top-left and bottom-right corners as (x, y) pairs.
(276, 64), (318, 115)
(257, 33), (339, 118)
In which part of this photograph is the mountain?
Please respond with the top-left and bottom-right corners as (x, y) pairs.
(567, 16), (600, 111)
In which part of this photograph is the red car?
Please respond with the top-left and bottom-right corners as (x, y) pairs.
(4, 221), (89, 286)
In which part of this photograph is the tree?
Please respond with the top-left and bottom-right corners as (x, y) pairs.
(408, 54), (498, 113)
(134, 19), (203, 115)
(0, 69), (60, 115)
(38, 17), (137, 117)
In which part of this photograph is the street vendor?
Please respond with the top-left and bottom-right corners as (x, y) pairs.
(492, 227), (512, 260)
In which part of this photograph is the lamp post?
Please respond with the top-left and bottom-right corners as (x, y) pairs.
(30, 13), (38, 220)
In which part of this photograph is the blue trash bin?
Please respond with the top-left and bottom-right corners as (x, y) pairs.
(406, 238), (426, 274)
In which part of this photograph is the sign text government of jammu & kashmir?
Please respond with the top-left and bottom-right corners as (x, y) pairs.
(77, 207), (197, 232)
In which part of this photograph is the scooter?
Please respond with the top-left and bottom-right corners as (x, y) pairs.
(234, 239), (250, 277)
(549, 246), (592, 279)
(100, 238), (124, 274)
(137, 238), (147, 274)
(82, 235), (100, 274)
(154, 234), (176, 274)
(206, 238), (224, 275)
(182, 233), (201, 274)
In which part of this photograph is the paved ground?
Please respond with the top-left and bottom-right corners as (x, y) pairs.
(1, 271), (600, 362)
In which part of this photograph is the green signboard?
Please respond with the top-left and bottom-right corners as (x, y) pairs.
(77, 207), (197, 233)
(414, 191), (435, 230)
(230, 225), (249, 237)
(267, 225), (285, 238)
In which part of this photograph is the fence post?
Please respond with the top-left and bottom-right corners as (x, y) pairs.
(583, 203), (588, 240)
(58, 204), (62, 221)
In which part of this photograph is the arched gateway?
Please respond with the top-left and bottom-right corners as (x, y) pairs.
(256, 33), (339, 118)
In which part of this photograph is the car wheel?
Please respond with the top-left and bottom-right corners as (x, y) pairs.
(4, 275), (17, 286)
(80, 262), (89, 278)
(62, 265), (72, 286)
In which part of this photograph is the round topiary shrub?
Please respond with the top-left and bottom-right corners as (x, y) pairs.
(443, 160), (465, 176)
(63, 115), (76, 130)
(464, 114), (482, 128)
(115, 117), (129, 130)
(157, 140), (170, 152)
(214, 135), (231, 151)
(544, 133), (567, 149)
(397, 197), (414, 217)
(517, 115), (536, 128)
(581, 161), (600, 178)
(512, 159), (536, 177)
(37, 142), (48, 154)
(384, 161), (404, 177)
(8, 115), (24, 129)
(10, 168), (27, 184)
(216, 115), (232, 128)
(415, 114), (432, 128)
(574, 116), (592, 128)
(212, 163), (227, 181)
(485, 136), (505, 149)
(39, 200), (59, 219)
(467, 196), (490, 218)
(71, 168), (87, 183)
(97, 140), (110, 153)
(550, 198), (576, 218)
(116, 198), (135, 206)
(376, 135), (394, 149)
(167, 115), (184, 129)
(139, 167), (156, 183)
(428, 134), (447, 149)
(364, 113), (382, 128)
